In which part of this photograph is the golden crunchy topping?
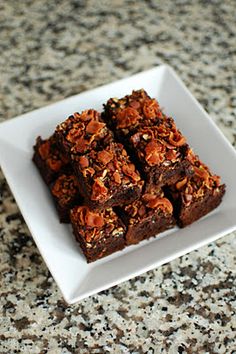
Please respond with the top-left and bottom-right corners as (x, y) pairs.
(117, 107), (141, 129)
(71, 206), (124, 244)
(36, 135), (69, 173)
(113, 171), (121, 184)
(51, 174), (79, 204)
(91, 178), (108, 201)
(124, 192), (173, 222)
(56, 109), (112, 155)
(73, 206), (104, 228)
(130, 119), (187, 167)
(105, 89), (165, 132)
(122, 163), (141, 182)
(97, 150), (113, 165)
(145, 141), (165, 166)
(38, 140), (50, 160)
(79, 156), (89, 168)
(174, 150), (223, 204)
(86, 120), (105, 134)
(142, 98), (160, 119)
(168, 131), (186, 147)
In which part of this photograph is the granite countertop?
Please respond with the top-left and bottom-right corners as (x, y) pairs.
(0, 0), (236, 352)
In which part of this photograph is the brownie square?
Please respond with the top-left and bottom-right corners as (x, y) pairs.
(129, 118), (192, 191)
(119, 192), (175, 245)
(71, 142), (143, 210)
(167, 150), (226, 227)
(33, 135), (70, 184)
(70, 206), (126, 263)
(50, 174), (82, 223)
(55, 109), (113, 156)
(103, 89), (166, 140)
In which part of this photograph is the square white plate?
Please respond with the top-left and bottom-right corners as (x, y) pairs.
(1, 65), (236, 304)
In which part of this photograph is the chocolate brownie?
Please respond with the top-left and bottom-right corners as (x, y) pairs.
(55, 109), (113, 156)
(50, 174), (82, 223)
(33, 135), (70, 184)
(71, 142), (143, 210)
(103, 89), (165, 140)
(119, 192), (175, 245)
(129, 118), (192, 191)
(70, 206), (126, 262)
(168, 150), (226, 227)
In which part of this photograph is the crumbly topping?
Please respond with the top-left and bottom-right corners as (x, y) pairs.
(75, 143), (143, 203)
(124, 192), (173, 224)
(36, 135), (69, 172)
(130, 118), (187, 167)
(173, 150), (223, 205)
(51, 174), (80, 205)
(71, 206), (124, 243)
(55, 109), (112, 155)
(104, 89), (165, 134)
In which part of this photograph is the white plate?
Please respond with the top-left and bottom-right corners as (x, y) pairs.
(1, 65), (236, 304)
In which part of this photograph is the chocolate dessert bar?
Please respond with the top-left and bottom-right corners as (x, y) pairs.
(168, 150), (225, 227)
(119, 192), (175, 245)
(103, 91), (192, 191)
(50, 174), (82, 223)
(103, 89), (165, 140)
(55, 109), (113, 156)
(129, 118), (192, 191)
(33, 135), (70, 184)
(71, 142), (143, 210)
(70, 206), (125, 262)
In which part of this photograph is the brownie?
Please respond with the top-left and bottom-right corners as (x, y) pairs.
(55, 109), (113, 156)
(103, 89), (166, 140)
(119, 192), (175, 245)
(50, 174), (82, 223)
(129, 118), (192, 191)
(103, 91), (192, 191)
(70, 206), (126, 263)
(168, 150), (226, 227)
(33, 135), (70, 184)
(71, 142), (143, 210)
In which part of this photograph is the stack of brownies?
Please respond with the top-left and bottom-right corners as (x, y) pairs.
(33, 89), (225, 262)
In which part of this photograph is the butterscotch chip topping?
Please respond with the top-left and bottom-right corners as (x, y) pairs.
(36, 135), (69, 172)
(124, 192), (173, 224)
(77, 143), (142, 204)
(51, 174), (80, 205)
(130, 118), (187, 167)
(56, 109), (113, 155)
(104, 89), (165, 134)
(71, 206), (124, 243)
(173, 150), (223, 205)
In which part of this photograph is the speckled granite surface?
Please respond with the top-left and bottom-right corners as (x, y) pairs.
(0, 0), (236, 353)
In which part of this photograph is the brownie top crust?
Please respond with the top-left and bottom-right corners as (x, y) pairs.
(103, 89), (166, 136)
(55, 109), (113, 155)
(172, 150), (225, 206)
(51, 174), (80, 206)
(123, 192), (174, 225)
(129, 117), (188, 169)
(74, 142), (143, 203)
(70, 206), (125, 243)
(34, 134), (69, 173)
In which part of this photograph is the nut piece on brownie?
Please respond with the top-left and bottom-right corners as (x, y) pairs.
(167, 150), (225, 227)
(70, 206), (126, 262)
(119, 191), (175, 245)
